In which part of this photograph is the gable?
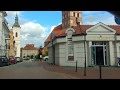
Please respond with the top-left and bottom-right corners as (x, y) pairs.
(86, 22), (116, 34)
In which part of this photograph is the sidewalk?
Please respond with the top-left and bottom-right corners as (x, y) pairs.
(37, 61), (120, 79)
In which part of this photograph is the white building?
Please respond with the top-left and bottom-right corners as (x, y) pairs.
(12, 14), (21, 57)
(45, 11), (120, 67)
(0, 11), (10, 57)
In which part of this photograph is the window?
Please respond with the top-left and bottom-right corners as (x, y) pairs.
(68, 13), (69, 17)
(65, 22), (66, 25)
(64, 14), (66, 18)
(77, 13), (79, 17)
(73, 12), (75, 17)
(16, 32), (18, 37)
(70, 12), (73, 16)
(62, 15), (64, 19)
(70, 20), (73, 24)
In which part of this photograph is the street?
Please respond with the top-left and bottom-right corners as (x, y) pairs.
(0, 60), (78, 79)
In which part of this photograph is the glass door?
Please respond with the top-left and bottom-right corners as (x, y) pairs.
(91, 46), (96, 66)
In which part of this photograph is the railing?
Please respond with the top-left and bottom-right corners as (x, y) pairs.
(5, 34), (10, 39)
(5, 44), (10, 50)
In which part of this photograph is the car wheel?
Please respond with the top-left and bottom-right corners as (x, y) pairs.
(45, 58), (48, 61)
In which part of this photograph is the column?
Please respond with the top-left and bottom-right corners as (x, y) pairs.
(109, 41), (114, 66)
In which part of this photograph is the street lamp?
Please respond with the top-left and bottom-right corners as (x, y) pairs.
(77, 19), (87, 76)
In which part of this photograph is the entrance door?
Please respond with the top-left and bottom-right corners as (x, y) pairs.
(91, 46), (106, 66)
(96, 47), (104, 65)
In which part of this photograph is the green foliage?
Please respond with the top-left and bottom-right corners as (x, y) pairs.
(45, 50), (48, 56)
(35, 54), (39, 59)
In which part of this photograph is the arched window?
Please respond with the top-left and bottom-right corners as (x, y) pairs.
(16, 32), (18, 37)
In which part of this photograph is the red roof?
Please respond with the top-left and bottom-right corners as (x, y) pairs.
(22, 44), (39, 50)
(45, 24), (120, 43)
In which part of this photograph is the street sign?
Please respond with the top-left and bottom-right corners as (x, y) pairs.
(115, 16), (120, 25)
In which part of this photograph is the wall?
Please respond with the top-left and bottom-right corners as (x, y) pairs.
(48, 46), (53, 64)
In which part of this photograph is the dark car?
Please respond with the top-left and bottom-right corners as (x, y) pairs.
(0, 56), (11, 66)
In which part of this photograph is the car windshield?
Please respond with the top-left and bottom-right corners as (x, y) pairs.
(9, 57), (14, 59)
(0, 56), (6, 58)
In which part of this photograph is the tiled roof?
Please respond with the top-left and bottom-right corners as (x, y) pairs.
(22, 44), (39, 50)
(45, 24), (120, 43)
(108, 25), (120, 34)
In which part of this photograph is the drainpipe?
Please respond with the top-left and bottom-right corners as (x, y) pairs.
(115, 34), (117, 66)
(77, 21), (87, 76)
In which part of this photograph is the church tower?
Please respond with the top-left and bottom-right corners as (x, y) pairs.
(12, 13), (21, 57)
(62, 11), (82, 29)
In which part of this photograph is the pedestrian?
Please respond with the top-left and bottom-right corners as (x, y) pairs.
(40, 55), (42, 62)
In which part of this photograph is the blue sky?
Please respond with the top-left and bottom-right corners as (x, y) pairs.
(5, 11), (116, 48)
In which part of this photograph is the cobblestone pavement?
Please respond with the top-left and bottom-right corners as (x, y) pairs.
(37, 61), (120, 79)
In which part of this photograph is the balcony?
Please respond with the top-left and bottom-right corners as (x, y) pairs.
(5, 34), (10, 40)
(5, 44), (10, 50)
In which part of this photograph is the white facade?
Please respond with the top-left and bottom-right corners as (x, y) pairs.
(12, 14), (21, 57)
(0, 11), (10, 57)
(12, 27), (21, 57)
(47, 22), (120, 67)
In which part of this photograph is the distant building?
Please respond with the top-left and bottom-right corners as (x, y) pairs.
(45, 11), (120, 67)
(21, 44), (39, 59)
(42, 47), (48, 56)
(12, 13), (21, 57)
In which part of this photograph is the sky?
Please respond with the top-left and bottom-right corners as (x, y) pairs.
(5, 11), (117, 48)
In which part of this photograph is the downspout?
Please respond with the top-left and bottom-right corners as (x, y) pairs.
(115, 34), (117, 66)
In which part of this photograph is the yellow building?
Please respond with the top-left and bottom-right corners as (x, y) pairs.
(8, 30), (15, 57)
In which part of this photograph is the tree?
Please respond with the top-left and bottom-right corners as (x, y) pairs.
(45, 50), (48, 56)
(36, 46), (43, 59)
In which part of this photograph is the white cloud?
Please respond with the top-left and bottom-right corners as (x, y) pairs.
(5, 11), (27, 29)
(50, 23), (61, 33)
(6, 11), (23, 16)
(83, 11), (116, 25)
(21, 22), (48, 47)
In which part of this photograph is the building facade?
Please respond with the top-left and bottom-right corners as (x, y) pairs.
(8, 30), (15, 57)
(22, 44), (39, 59)
(12, 14), (21, 57)
(0, 11), (10, 57)
(45, 11), (120, 67)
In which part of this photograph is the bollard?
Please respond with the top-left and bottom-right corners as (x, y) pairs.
(76, 60), (77, 72)
(99, 62), (102, 79)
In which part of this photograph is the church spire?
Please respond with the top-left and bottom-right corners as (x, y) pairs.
(12, 12), (20, 28)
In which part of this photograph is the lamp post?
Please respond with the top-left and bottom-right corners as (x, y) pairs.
(83, 34), (86, 76)
(77, 21), (86, 76)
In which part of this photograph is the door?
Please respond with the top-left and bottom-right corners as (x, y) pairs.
(96, 46), (104, 65)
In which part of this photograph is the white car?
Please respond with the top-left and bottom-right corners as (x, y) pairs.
(43, 56), (49, 61)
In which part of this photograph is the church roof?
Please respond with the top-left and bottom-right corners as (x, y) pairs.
(45, 24), (120, 43)
(12, 14), (21, 28)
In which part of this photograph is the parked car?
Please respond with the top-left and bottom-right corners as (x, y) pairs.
(0, 56), (11, 66)
(43, 56), (49, 61)
(9, 56), (17, 64)
(15, 57), (23, 62)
